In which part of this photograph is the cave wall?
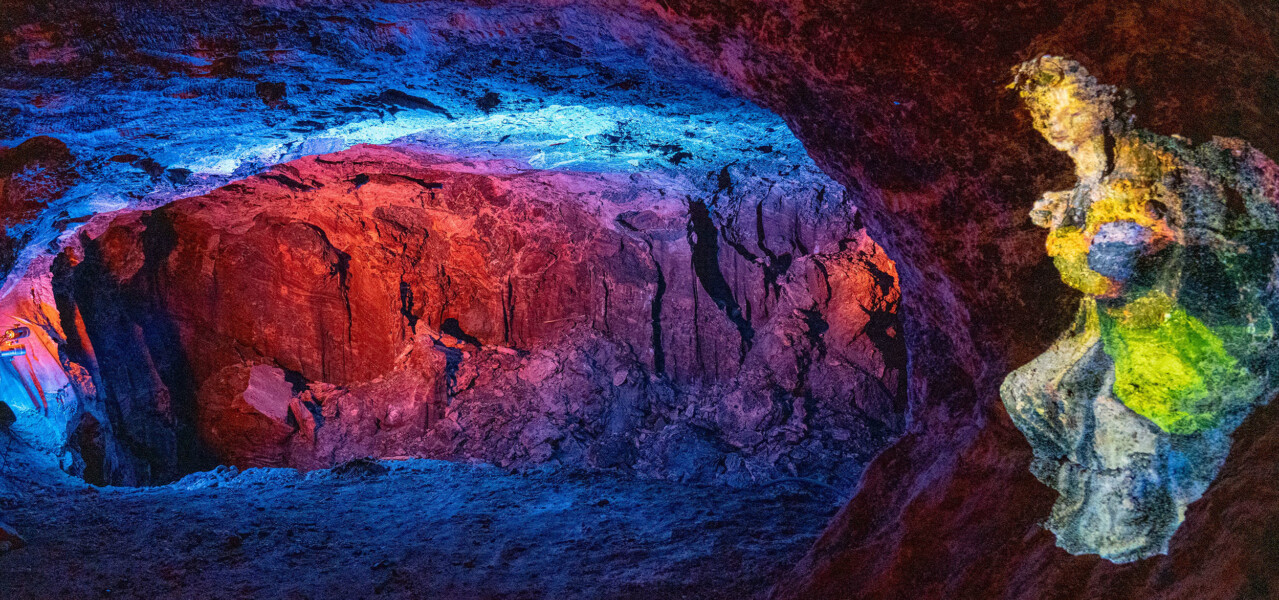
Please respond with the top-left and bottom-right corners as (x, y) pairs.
(49, 145), (904, 488)
(0, 0), (916, 492)
(605, 1), (1279, 598)
(0, 137), (76, 280)
(0, 261), (88, 500)
(4, 0), (1279, 597)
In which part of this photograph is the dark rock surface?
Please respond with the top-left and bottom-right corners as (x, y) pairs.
(0, 459), (839, 599)
(0, 402), (14, 430)
(0, 520), (23, 554)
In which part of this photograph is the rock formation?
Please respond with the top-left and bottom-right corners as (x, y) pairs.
(0, 137), (76, 278)
(4, 1), (1279, 598)
(1002, 56), (1279, 562)
(45, 145), (903, 489)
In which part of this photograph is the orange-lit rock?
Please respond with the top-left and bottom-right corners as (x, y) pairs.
(50, 144), (904, 489)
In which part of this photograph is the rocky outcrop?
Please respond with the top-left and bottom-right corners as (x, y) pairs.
(51, 144), (904, 489)
(0, 264), (89, 492)
(0, 402), (14, 430)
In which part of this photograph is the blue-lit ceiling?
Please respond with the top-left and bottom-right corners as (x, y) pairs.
(1, 2), (839, 289)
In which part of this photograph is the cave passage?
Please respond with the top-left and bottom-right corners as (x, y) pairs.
(8, 1), (1279, 598)
(0, 2), (906, 598)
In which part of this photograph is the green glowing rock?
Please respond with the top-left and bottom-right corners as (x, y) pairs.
(1100, 298), (1262, 434)
(1002, 56), (1279, 563)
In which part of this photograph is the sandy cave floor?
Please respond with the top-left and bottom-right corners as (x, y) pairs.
(0, 459), (840, 599)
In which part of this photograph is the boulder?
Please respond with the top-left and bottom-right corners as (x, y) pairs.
(242, 366), (295, 425)
(288, 398), (319, 442)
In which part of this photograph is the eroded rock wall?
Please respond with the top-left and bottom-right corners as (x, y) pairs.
(5, 1), (1279, 596)
(49, 144), (903, 489)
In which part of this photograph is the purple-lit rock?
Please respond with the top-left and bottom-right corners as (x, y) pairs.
(46, 145), (902, 490)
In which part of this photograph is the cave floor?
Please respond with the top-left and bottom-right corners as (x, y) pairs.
(0, 460), (837, 599)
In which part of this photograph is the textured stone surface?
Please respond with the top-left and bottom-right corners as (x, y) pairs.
(3, 1), (1279, 598)
(46, 144), (903, 490)
(1, 1), (912, 493)
(0, 136), (76, 278)
(0, 459), (840, 599)
(0, 0), (819, 294)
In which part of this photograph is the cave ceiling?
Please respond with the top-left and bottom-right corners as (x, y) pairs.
(0, 0), (829, 289)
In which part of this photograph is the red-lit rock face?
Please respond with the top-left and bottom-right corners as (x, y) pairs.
(53, 144), (903, 488)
